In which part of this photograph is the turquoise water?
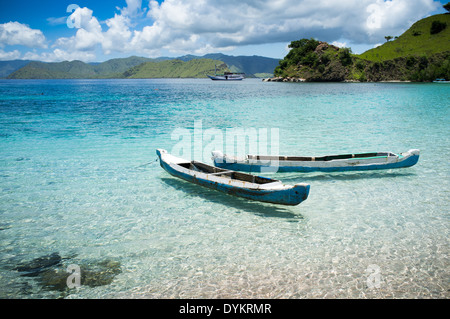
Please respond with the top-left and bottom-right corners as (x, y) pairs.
(0, 79), (448, 298)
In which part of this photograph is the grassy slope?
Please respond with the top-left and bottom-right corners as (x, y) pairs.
(122, 59), (229, 78)
(359, 14), (450, 61)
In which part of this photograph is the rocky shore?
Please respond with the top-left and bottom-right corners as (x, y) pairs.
(262, 76), (306, 82)
(262, 77), (413, 83)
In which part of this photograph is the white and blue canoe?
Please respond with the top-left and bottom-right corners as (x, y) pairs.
(156, 149), (310, 206)
(211, 149), (420, 173)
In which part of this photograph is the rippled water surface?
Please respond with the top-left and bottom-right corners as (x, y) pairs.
(0, 79), (448, 298)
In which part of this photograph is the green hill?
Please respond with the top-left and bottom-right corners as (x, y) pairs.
(9, 60), (97, 79)
(8, 56), (153, 79)
(359, 14), (450, 61)
(121, 59), (229, 78)
(272, 13), (450, 82)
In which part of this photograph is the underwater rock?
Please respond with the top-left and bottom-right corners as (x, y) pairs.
(39, 267), (70, 291)
(81, 260), (122, 287)
(0, 223), (11, 231)
(38, 259), (122, 291)
(13, 253), (122, 292)
(14, 252), (62, 277)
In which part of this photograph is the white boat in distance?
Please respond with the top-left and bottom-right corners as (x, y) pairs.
(207, 64), (244, 80)
(207, 73), (245, 80)
(432, 78), (450, 83)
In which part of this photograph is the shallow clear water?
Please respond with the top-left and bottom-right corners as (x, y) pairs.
(0, 79), (448, 298)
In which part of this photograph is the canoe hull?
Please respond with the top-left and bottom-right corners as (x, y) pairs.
(212, 149), (420, 173)
(157, 149), (309, 205)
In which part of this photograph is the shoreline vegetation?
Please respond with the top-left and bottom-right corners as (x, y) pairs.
(266, 13), (450, 83)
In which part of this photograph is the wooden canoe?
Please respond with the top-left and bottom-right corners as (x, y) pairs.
(211, 149), (420, 173)
(156, 149), (309, 205)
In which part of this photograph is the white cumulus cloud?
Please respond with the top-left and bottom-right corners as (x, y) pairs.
(119, 0), (146, 17)
(6, 0), (442, 62)
(0, 49), (21, 60)
(0, 22), (47, 48)
(103, 14), (133, 54)
(133, 0), (441, 54)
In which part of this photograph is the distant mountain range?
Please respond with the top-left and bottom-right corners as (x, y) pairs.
(2, 53), (279, 79)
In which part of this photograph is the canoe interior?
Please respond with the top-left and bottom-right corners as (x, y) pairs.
(178, 161), (278, 184)
(247, 152), (396, 162)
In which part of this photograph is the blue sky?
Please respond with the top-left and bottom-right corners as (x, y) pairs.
(0, 0), (448, 62)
